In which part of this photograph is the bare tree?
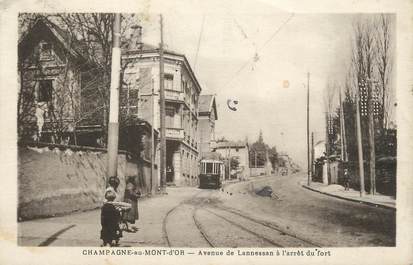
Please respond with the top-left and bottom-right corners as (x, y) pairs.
(18, 13), (142, 144)
(324, 79), (338, 115)
(351, 16), (376, 89)
(375, 14), (394, 129)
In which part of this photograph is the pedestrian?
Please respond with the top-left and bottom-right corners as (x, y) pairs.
(100, 189), (122, 246)
(105, 176), (131, 231)
(344, 168), (350, 191)
(123, 176), (141, 232)
(105, 176), (120, 202)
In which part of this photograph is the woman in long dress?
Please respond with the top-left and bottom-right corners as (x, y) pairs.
(123, 177), (141, 231)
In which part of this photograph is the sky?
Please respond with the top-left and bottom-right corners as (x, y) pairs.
(139, 10), (361, 167)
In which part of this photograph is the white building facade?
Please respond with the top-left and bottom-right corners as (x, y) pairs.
(122, 46), (201, 186)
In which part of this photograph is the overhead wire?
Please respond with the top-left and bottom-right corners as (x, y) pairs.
(220, 13), (295, 90)
(193, 14), (206, 73)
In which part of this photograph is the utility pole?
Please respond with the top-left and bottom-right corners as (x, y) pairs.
(367, 79), (376, 195)
(325, 112), (330, 184)
(159, 14), (166, 193)
(356, 79), (365, 197)
(226, 145), (231, 181)
(150, 79), (155, 195)
(307, 72), (310, 186)
(311, 132), (314, 178)
(339, 88), (344, 162)
(107, 13), (121, 183)
(339, 86), (348, 162)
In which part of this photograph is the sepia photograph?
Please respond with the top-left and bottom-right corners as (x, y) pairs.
(16, 11), (397, 248)
(1, 0), (413, 264)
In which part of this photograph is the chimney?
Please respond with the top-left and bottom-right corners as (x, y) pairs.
(129, 24), (143, 50)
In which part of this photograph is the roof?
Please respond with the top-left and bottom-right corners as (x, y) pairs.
(213, 140), (247, 149)
(123, 45), (203, 94)
(198, 95), (218, 119)
(19, 18), (90, 65)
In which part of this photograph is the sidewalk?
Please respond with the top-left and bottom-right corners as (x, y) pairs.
(18, 187), (198, 247)
(301, 180), (396, 210)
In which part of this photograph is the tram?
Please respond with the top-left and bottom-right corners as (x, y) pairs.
(199, 159), (224, 189)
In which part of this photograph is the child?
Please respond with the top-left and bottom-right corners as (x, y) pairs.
(344, 169), (350, 191)
(100, 190), (122, 246)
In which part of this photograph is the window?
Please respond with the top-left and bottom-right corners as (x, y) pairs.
(185, 82), (190, 96)
(206, 163), (213, 174)
(215, 163), (221, 175)
(38, 80), (53, 102)
(125, 73), (138, 90)
(39, 42), (53, 61)
(164, 74), (174, 90)
(165, 106), (175, 128)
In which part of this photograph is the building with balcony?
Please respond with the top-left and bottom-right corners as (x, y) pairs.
(122, 39), (202, 186)
(198, 95), (218, 158)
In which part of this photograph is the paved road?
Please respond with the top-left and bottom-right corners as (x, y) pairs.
(18, 173), (395, 247)
(218, 173), (395, 246)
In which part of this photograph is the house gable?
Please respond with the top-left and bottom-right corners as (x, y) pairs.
(18, 19), (87, 68)
(199, 94), (217, 120)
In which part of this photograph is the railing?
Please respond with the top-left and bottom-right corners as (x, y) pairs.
(166, 127), (184, 140)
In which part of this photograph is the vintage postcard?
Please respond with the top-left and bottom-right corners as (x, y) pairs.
(1, 0), (412, 264)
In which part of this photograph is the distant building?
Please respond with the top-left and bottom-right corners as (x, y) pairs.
(313, 140), (325, 160)
(122, 29), (202, 186)
(212, 140), (250, 180)
(198, 95), (218, 158)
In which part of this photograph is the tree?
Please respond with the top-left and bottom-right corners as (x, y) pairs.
(258, 129), (264, 144)
(18, 13), (142, 145)
(249, 131), (280, 169)
(268, 146), (279, 169)
(375, 14), (394, 129)
(328, 14), (395, 193)
(230, 157), (240, 170)
(18, 15), (87, 144)
(250, 130), (268, 167)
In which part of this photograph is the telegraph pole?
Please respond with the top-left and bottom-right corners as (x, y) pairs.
(255, 151), (257, 170)
(107, 13), (121, 183)
(311, 132), (314, 177)
(159, 14), (166, 192)
(356, 80), (365, 197)
(150, 79), (155, 195)
(226, 145), (230, 181)
(339, 86), (348, 162)
(307, 72), (310, 186)
(325, 112), (330, 184)
(367, 79), (376, 195)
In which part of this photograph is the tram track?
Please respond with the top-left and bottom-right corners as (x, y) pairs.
(210, 204), (322, 247)
(203, 208), (284, 247)
(162, 184), (321, 248)
(192, 208), (215, 247)
(162, 189), (215, 247)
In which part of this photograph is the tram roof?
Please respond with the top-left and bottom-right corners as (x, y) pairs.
(200, 159), (224, 164)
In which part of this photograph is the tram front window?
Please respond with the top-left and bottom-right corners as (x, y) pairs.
(206, 163), (213, 174)
(214, 163), (221, 175)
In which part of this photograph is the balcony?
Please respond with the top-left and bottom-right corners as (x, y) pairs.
(166, 127), (184, 140)
(165, 89), (184, 102)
